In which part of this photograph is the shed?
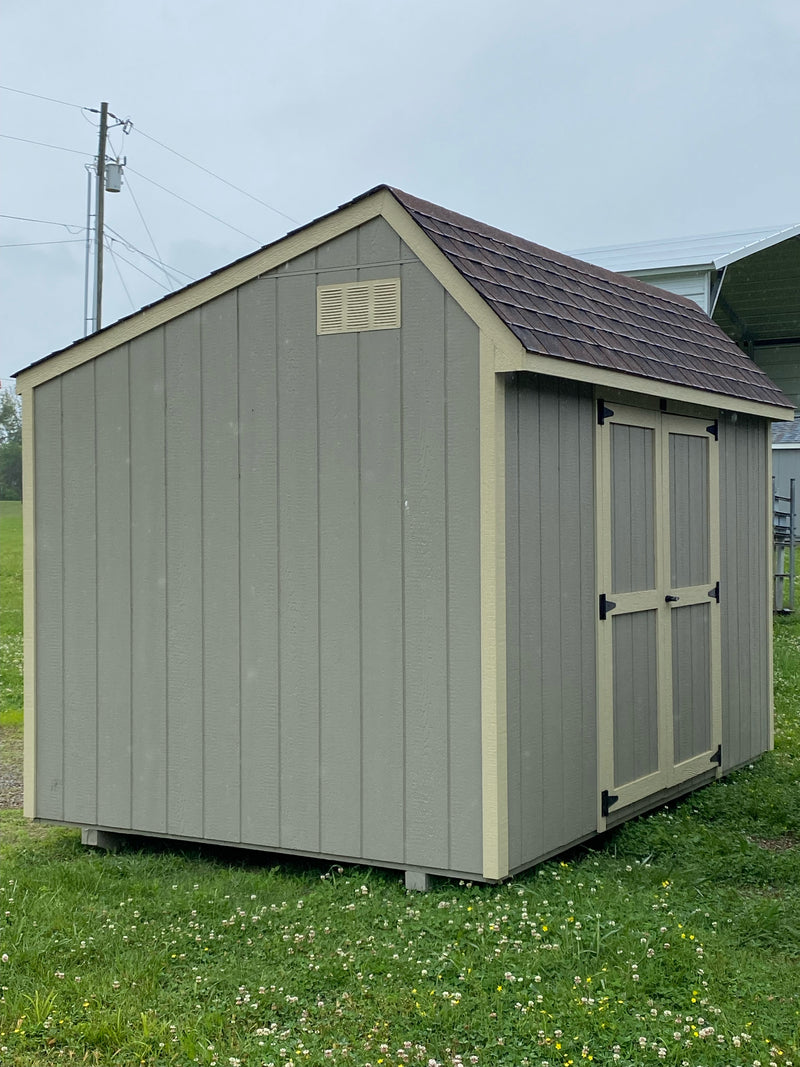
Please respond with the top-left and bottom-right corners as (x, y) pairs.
(16, 186), (793, 888)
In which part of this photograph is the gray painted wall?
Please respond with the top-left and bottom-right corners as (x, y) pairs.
(504, 374), (597, 872)
(627, 269), (711, 314)
(719, 414), (771, 768)
(33, 216), (484, 877)
(504, 385), (772, 872)
(772, 447), (800, 513)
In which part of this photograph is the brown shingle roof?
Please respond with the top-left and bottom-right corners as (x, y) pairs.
(389, 187), (790, 409)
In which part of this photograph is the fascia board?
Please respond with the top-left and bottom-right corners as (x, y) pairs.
(625, 264), (714, 280)
(500, 348), (794, 422)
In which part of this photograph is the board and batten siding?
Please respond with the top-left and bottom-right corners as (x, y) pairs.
(504, 374), (597, 872)
(32, 215), (483, 877)
(718, 413), (771, 768)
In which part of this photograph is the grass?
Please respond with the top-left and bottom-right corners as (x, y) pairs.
(1, 506), (800, 1064)
(0, 500), (22, 723)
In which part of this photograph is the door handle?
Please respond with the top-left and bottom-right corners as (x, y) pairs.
(665, 595), (680, 602)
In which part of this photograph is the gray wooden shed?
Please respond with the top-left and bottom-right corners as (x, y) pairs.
(16, 186), (793, 887)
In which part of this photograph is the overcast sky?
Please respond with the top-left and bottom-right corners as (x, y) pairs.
(2, 0), (799, 387)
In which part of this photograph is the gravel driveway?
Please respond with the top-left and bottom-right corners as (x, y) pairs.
(0, 724), (23, 808)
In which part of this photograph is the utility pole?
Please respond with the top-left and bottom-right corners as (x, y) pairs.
(94, 102), (109, 332)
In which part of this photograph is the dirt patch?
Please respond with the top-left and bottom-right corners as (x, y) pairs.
(0, 723), (23, 808)
(748, 835), (798, 852)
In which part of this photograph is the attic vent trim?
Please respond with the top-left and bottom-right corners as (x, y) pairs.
(317, 278), (401, 335)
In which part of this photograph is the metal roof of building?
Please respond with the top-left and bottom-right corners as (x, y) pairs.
(390, 189), (790, 409)
(574, 224), (800, 273)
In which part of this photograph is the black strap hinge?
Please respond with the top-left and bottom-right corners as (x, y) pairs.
(599, 593), (616, 620)
(710, 743), (722, 767)
(597, 399), (615, 426)
(602, 789), (619, 818)
(706, 419), (719, 440)
(708, 581), (720, 603)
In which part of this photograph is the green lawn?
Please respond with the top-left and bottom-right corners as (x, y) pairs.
(0, 500), (22, 723)
(1, 504), (799, 1064)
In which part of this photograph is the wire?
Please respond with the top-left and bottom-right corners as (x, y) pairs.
(0, 84), (85, 110)
(105, 225), (192, 285)
(134, 125), (298, 224)
(122, 173), (175, 290)
(126, 166), (261, 243)
(0, 239), (85, 248)
(0, 132), (92, 157)
(103, 240), (175, 290)
(106, 246), (137, 311)
(0, 213), (87, 234)
(0, 87), (296, 225)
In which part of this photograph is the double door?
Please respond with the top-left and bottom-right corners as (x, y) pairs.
(597, 403), (721, 823)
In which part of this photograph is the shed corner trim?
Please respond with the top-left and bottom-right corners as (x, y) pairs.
(479, 341), (509, 880)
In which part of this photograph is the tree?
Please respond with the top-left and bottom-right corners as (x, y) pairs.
(0, 387), (22, 500)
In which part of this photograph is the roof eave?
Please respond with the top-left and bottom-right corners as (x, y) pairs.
(500, 346), (794, 422)
(712, 223), (800, 269)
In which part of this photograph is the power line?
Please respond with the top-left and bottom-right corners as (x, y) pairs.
(134, 125), (298, 224)
(0, 213), (86, 233)
(103, 242), (174, 290)
(126, 166), (261, 243)
(0, 238), (85, 248)
(0, 84), (85, 110)
(0, 87), (297, 227)
(105, 225), (193, 284)
(0, 132), (91, 157)
(106, 246), (137, 311)
(122, 173), (176, 290)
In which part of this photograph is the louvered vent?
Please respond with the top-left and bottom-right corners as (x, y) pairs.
(317, 278), (401, 335)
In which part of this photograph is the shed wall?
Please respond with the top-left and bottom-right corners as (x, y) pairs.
(33, 216), (484, 876)
(504, 374), (597, 871)
(718, 414), (771, 767)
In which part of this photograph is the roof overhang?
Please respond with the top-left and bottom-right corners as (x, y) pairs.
(713, 235), (800, 347)
(712, 223), (800, 269)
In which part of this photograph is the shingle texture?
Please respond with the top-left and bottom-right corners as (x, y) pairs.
(389, 188), (790, 409)
(773, 419), (800, 445)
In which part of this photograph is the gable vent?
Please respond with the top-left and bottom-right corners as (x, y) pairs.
(317, 278), (401, 335)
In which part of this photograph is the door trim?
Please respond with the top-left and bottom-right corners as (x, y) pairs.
(596, 402), (722, 830)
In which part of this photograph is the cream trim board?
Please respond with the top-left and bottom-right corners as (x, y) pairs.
(595, 403), (613, 832)
(509, 352), (793, 422)
(478, 339), (509, 881)
(21, 388), (36, 819)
